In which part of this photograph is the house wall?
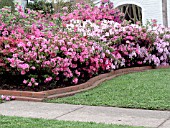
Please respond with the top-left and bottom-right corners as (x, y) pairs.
(110, 0), (163, 25)
(168, 0), (170, 27)
(14, 0), (27, 9)
(95, 0), (165, 26)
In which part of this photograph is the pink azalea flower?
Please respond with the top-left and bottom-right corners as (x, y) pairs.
(5, 96), (11, 101)
(28, 82), (32, 87)
(31, 78), (35, 83)
(73, 78), (78, 84)
(21, 70), (26, 75)
(1, 95), (6, 100)
(11, 96), (15, 100)
(31, 66), (36, 70)
(23, 80), (27, 84)
(35, 83), (39, 86)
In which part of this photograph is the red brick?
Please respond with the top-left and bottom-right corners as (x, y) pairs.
(0, 90), (11, 95)
(44, 89), (57, 95)
(109, 70), (115, 75)
(114, 69), (122, 74)
(15, 96), (44, 102)
(55, 87), (72, 94)
(140, 66), (152, 70)
(64, 87), (72, 93)
(157, 65), (170, 69)
(9, 91), (21, 96)
(69, 86), (79, 91)
(123, 68), (129, 72)
(132, 67), (140, 71)
(77, 84), (86, 90)
(88, 76), (101, 84)
(20, 91), (33, 97)
(32, 92), (47, 98)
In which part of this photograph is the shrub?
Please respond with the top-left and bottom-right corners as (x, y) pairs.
(26, 0), (53, 14)
(0, 32), (118, 87)
(26, 0), (75, 14)
(66, 20), (153, 67)
(0, 0), (15, 12)
(0, 6), (118, 89)
(52, 0), (74, 13)
(146, 26), (170, 66)
(0, 4), (169, 90)
(66, 19), (170, 67)
(61, 0), (123, 23)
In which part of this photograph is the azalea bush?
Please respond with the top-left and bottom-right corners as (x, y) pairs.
(0, 0), (15, 12)
(60, 0), (123, 23)
(0, 4), (120, 89)
(65, 19), (162, 67)
(0, 32), (118, 87)
(0, 0), (169, 91)
(26, 0), (53, 14)
(0, 5), (60, 38)
(146, 25), (170, 66)
(26, 0), (74, 14)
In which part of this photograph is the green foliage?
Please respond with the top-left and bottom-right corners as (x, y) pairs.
(26, 0), (76, 14)
(0, 0), (15, 12)
(0, 116), (141, 128)
(52, 0), (74, 13)
(26, 0), (53, 14)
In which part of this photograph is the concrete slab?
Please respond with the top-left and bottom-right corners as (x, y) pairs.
(0, 101), (170, 128)
(0, 101), (84, 119)
(57, 106), (170, 128)
(159, 118), (170, 128)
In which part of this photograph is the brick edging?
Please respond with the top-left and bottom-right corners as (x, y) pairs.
(0, 66), (169, 102)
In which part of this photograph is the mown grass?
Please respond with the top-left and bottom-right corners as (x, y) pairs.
(48, 68), (170, 110)
(0, 116), (143, 128)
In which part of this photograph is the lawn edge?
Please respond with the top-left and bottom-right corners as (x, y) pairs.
(0, 66), (169, 102)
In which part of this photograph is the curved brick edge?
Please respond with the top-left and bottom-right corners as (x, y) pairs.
(0, 66), (169, 102)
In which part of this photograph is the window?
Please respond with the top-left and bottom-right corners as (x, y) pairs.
(117, 4), (142, 24)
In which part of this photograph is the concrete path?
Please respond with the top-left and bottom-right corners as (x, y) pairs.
(0, 101), (170, 128)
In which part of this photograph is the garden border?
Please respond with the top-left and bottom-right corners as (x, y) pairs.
(0, 66), (169, 102)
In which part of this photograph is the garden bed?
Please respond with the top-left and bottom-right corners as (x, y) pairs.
(1, 66), (169, 102)
(0, 73), (90, 92)
(0, 1), (170, 102)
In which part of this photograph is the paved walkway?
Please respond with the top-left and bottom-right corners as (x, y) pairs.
(0, 101), (170, 128)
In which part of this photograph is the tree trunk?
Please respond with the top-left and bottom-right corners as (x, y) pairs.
(162, 0), (168, 27)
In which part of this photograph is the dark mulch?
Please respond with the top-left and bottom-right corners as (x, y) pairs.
(0, 65), (146, 92)
(0, 73), (89, 92)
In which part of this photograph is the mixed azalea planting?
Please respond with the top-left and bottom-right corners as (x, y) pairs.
(0, 0), (169, 99)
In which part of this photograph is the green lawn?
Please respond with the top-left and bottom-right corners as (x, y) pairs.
(0, 116), (142, 128)
(48, 68), (170, 110)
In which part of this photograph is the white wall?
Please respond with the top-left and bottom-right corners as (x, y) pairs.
(111, 0), (163, 25)
(95, 0), (164, 26)
(168, 0), (170, 27)
(14, 0), (27, 9)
